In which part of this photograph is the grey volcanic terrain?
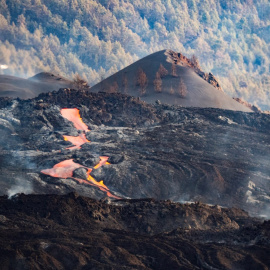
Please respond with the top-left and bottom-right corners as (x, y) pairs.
(0, 72), (72, 99)
(91, 50), (252, 112)
(0, 88), (270, 269)
(0, 89), (269, 216)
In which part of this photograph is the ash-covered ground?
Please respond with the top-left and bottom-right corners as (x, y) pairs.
(0, 89), (269, 216)
(0, 88), (270, 269)
(0, 192), (269, 269)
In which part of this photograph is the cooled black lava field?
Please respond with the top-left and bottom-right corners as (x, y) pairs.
(0, 89), (270, 269)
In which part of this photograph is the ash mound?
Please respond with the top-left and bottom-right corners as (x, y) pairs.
(0, 72), (72, 99)
(0, 192), (269, 270)
(91, 50), (251, 112)
(0, 88), (269, 217)
(29, 72), (71, 84)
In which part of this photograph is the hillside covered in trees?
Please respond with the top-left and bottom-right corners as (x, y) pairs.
(0, 0), (269, 109)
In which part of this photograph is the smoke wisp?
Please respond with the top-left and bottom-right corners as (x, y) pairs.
(7, 178), (33, 199)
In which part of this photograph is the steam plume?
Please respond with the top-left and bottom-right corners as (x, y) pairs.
(7, 178), (33, 199)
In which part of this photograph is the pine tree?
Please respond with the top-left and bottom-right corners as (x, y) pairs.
(99, 74), (105, 92)
(190, 54), (201, 69)
(171, 63), (178, 77)
(169, 86), (175, 95)
(122, 73), (128, 94)
(178, 78), (187, 98)
(73, 73), (89, 90)
(136, 67), (148, 96)
(158, 64), (168, 78)
(108, 81), (119, 93)
(153, 72), (162, 93)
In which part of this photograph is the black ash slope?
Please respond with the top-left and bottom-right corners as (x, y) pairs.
(0, 192), (269, 270)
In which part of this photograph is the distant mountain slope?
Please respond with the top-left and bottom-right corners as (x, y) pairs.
(91, 50), (252, 112)
(0, 72), (72, 99)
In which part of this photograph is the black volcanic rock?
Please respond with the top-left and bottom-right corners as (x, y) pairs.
(0, 89), (269, 217)
(0, 193), (268, 270)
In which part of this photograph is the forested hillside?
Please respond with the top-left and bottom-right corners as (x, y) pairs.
(0, 0), (269, 109)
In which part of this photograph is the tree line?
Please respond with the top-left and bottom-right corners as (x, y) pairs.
(106, 62), (189, 98)
(0, 0), (269, 109)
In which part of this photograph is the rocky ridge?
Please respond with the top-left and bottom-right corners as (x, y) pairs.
(0, 192), (269, 270)
(166, 50), (222, 91)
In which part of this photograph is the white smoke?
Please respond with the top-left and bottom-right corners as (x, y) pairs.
(7, 179), (33, 199)
(0, 65), (8, 70)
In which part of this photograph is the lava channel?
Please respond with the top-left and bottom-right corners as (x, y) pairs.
(63, 133), (90, 150)
(41, 159), (84, 178)
(94, 156), (110, 169)
(61, 108), (89, 132)
(42, 108), (120, 199)
(41, 159), (120, 198)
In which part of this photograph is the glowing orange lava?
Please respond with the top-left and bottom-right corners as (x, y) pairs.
(63, 133), (90, 150)
(94, 156), (110, 169)
(41, 159), (84, 178)
(41, 159), (120, 199)
(61, 108), (89, 132)
(41, 108), (120, 199)
(86, 169), (109, 190)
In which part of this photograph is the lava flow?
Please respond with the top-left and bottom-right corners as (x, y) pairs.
(86, 170), (109, 190)
(42, 159), (119, 199)
(41, 108), (120, 199)
(61, 108), (89, 150)
(61, 108), (89, 132)
(41, 159), (106, 189)
(63, 133), (89, 150)
(41, 159), (85, 178)
(94, 156), (110, 169)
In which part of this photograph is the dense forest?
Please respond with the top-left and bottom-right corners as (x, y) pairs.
(0, 0), (269, 109)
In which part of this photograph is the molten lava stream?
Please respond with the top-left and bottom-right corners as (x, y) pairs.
(61, 108), (89, 132)
(42, 108), (120, 199)
(104, 190), (121, 199)
(94, 156), (110, 169)
(86, 169), (109, 190)
(86, 170), (120, 199)
(63, 133), (90, 150)
(41, 159), (121, 199)
(41, 159), (83, 178)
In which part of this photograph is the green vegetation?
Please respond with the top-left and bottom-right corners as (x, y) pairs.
(0, 0), (269, 108)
